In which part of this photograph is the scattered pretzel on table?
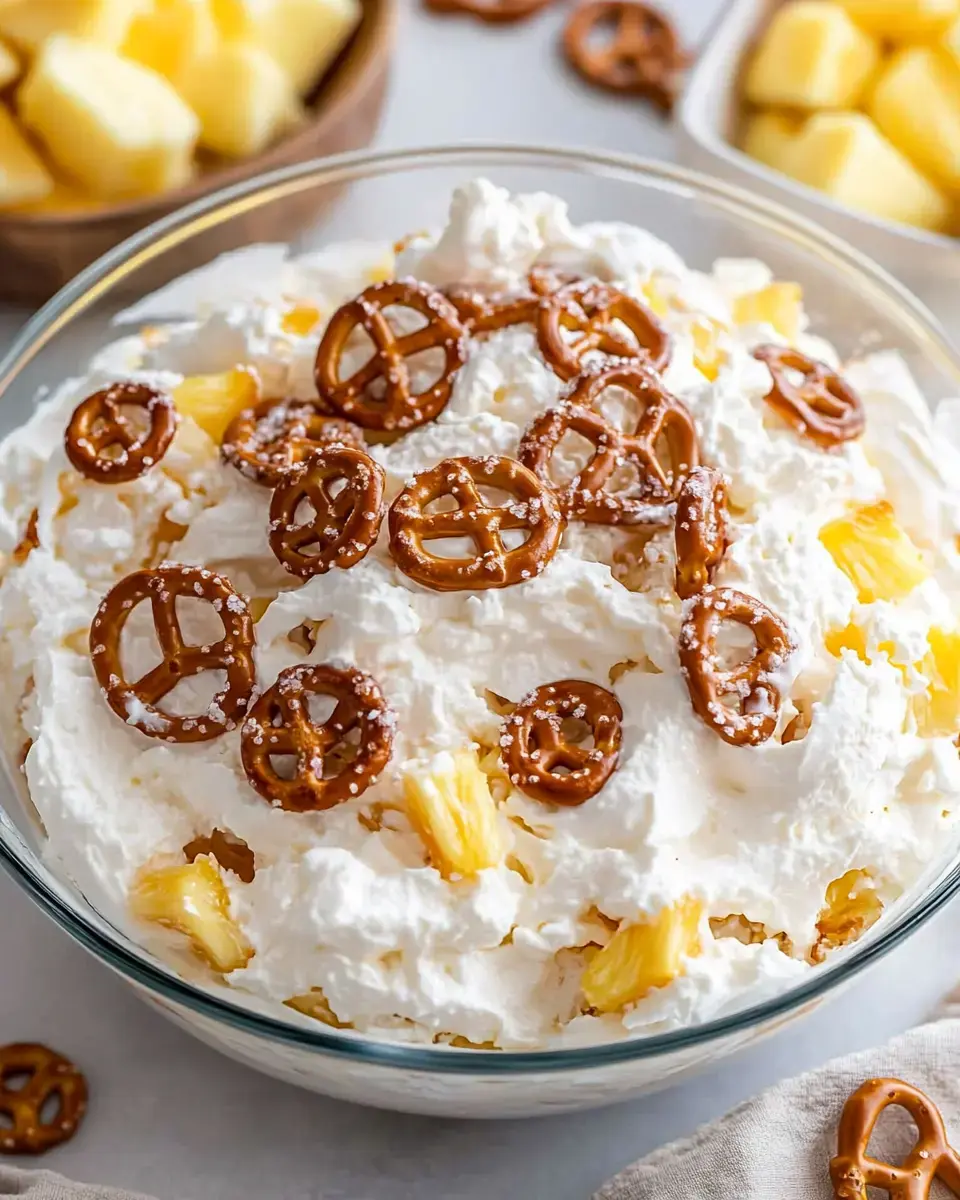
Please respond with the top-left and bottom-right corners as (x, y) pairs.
(425, 0), (554, 23)
(388, 455), (564, 591)
(752, 344), (866, 448)
(518, 362), (699, 523)
(64, 382), (178, 484)
(679, 587), (794, 747)
(90, 564), (257, 743)
(221, 396), (364, 487)
(268, 445), (386, 578)
(830, 1077), (960, 1200)
(500, 679), (623, 804)
(240, 662), (395, 811)
(0, 1043), (88, 1155)
(674, 465), (730, 599)
(314, 280), (467, 432)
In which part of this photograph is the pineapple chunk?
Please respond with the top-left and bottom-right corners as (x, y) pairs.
(281, 303), (322, 336)
(733, 282), (803, 342)
(9, 179), (101, 214)
(914, 627), (960, 736)
(211, 0), (362, 94)
(18, 36), (199, 199)
(745, 1), (881, 110)
(786, 112), (951, 233)
(582, 898), (702, 1013)
(130, 855), (252, 973)
(819, 501), (928, 603)
(403, 749), (504, 879)
(122, 0), (218, 83)
(172, 366), (259, 443)
(810, 868), (882, 962)
(641, 278), (671, 318)
(0, 38), (20, 88)
(0, 0), (148, 53)
(839, 0), (959, 36)
(0, 104), (52, 208)
(179, 42), (301, 158)
(869, 47), (960, 190)
(691, 319), (725, 381)
(740, 110), (804, 172)
(825, 621), (898, 663)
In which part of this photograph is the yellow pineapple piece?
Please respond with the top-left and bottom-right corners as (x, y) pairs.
(914, 627), (960, 736)
(18, 35), (199, 199)
(839, 0), (959, 36)
(9, 179), (102, 215)
(820, 501), (928, 603)
(172, 366), (259, 443)
(868, 47), (960, 191)
(249, 596), (275, 622)
(745, 1), (881, 110)
(733, 282), (803, 342)
(641, 277), (671, 318)
(281, 303), (322, 336)
(810, 868), (882, 962)
(825, 621), (898, 663)
(0, 0), (147, 53)
(211, 0), (362, 94)
(130, 855), (252, 973)
(0, 37), (20, 88)
(285, 988), (352, 1028)
(787, 112), (950, 232)
(0, 104), (52, 208)
(179, 42), (302, 159)
(581, 897), (702, 1013)
(122, 0), (218, 83)
(691, 318), (725, 381)
(403, 749), (504, 879)
(740, 110), (804, 172)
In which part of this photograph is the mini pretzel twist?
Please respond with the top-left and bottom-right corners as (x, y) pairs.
(674, 465), (730, 599)
(518, 363), (699, 523)
(500, 680), (623, 804)
(268, 445), (386, 578)
(444, 285), (541, 336)
(537, 279), (672, 381)
(830, 1078), (960, 1200)
(0, 1043), (88, 1155)
(221, 396), (364, 487)
(425, 0), (554, 24)
(679, 587), (794, 747)
(64, 382), (178, 484)
(90, 564), (257, 743)
(388, 455), (564, 591)
(314, 279), (467, 431)
(240, 662), (395, 811)
(753, 344), (865, 448)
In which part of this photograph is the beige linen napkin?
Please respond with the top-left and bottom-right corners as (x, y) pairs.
(0, 1173), (151, 1200)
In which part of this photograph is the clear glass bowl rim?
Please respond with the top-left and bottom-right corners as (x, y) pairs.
(2, 142), (959, 1077)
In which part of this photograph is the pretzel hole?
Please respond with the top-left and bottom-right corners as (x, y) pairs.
(421, 534), (477, 560)
(423, 494), (461, 515)
(546, 429), (600, 486)
(120, 602), (165, 674)
(593, 384), (644, 433)
(559, 716), (594, 748)
(1, 1068), (32, 1092)
(476, 484), (515, 508)
(175, 596), (228, 647)
(0, 1111), (13, 1130)
(864, 1104), (924, 1176)
(38, 1089), (64, 1129)
(711, 622), (759, 674)
(303, 693), (338, 725)
(162, 670), (227, 716)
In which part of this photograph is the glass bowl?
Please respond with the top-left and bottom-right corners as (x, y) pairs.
(2, 145), (960, 1120)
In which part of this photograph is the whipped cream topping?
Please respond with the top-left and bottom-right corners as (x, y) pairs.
(2, 178), (960, 1049)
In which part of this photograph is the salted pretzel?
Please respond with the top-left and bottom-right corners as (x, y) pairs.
(753, 344), (865, 448)
(678, 587), (794, 747)
(388, 455), (564, 591)
(240, 662), (395, 811)
(221, 396), (364, 487)
(0, 1043), (88, 1155)
(64, 382), (178, 484)
(314, 279), (467, 432)
(830, 1078), (960, 1200)
(562, 0), (686, 111)
(674, 466), (730, 599)
(518, 363), (699, 523)
(445, 285), (541, 336)
(537, 279), (672, 381)
(184, 828), (256, 883)
(90, 564), (256, 742)
(426, 0), (554, 23)
(268, 445), (385, 578)
(500, 680), (623, 804)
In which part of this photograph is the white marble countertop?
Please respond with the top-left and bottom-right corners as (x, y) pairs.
(3, 1), (960, 1196)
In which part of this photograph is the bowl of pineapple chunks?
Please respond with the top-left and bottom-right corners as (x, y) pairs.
(677, 0), (960, 285)
(0, 0), (395, 302)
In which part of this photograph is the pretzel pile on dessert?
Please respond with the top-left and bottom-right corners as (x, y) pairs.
(56, 264), (867, 810)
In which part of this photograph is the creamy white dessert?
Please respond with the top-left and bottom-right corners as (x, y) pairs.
(2, 179), (960, 1049)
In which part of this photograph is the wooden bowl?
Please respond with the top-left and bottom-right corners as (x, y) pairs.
(0, 0), (396, 305)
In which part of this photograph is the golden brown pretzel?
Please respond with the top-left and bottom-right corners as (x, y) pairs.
(753, 344), (865, 448)
(830, 1078), (960, 1200)
(314, 280), (467, 431)
(268, 445), (386, 578)
(425, 0), (554, 24)
(388, 455), (564, 591)
(0, 1043), (88, 1155)
(64, 382), (178, 484)
(674, 465), (730, 599)
(518, 363), (699, 523)
(240, 662), (394, 811)
(444, 285), (541, 336)
(221, 396), (364, 487)
(183, 829), (256, 883)
(678, 587), (794, 747)
(501, 679), (623, 804)
(537, 279), (672, 381)
(90, 564), (257, 742)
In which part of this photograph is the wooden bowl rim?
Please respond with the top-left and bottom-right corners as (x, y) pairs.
(0, 0), (397, 231)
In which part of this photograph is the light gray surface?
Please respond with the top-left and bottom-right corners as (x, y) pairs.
(3, 0), (960, 1196)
